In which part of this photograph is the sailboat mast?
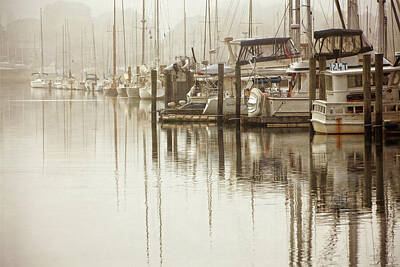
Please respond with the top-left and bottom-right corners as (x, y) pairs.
(55, 33), (58, 74)
(62, 25), (65, 77)
(306, 0), (313, 56)
(141, 0), (146, 65)
(215, 0), (218, 60)
(113, 0), (117, 83)
(122, 0), (127, 71)
(249, 0), (253, 38)
(81, 28), (84, 81)
(135, 11), (138, 66)
(208, 0), (211, 63)
(92, 23), (97, 78)
(203, 0), (207, 60)
(334, 0), (346, 29)
(156, 0), (160, 64)
(184, 0), (187, 57)
(289, 0), (293, 39)
(40, 8), (44, 74)
(295, 0), (300, 48)
(66, 18), (72, 77)
(378, 0), (386, 55)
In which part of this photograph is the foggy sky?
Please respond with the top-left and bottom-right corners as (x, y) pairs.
(1, 0), (283, 28)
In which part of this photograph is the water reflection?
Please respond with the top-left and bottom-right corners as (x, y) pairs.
(0, 83), (400, 266)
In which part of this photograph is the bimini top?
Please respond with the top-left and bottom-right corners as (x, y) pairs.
(235, 37), (300, 66)
(314, 28), (373, 60)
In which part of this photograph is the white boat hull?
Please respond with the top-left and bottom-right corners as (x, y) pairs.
(127, 87), (139, 98)
(139, 87), (165, 99)
(31, 80), (48, 88)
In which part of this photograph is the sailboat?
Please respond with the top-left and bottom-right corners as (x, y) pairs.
(139, 0), (165, 99)
(104, 0), (119, 97)
(31, 8), (49, 89)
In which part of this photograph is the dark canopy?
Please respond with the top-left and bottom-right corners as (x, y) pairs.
(236, 37), (300, 66)
(314, 28), (373, 60)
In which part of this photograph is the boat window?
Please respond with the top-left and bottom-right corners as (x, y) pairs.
(346, 106), (354, 113)
(342, 35), (361, 53)
(387, 105), (396, 112)
(371, 106), (374, 113)
(348, 74), (363, 88)
(355, 106), (363, 113)
(326, 75), (333, 91)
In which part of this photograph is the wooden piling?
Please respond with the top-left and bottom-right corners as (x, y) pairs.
(375, 53), (384, 127)
(235, 65), (241, 119)
(128, 66), (132, 83)
(308, 57), (317, 115)
(151, 69), (157, 118)
(318, 56), (326, 100)
(218, 63), (224, 119)
(363, 54), (372, 128)
(136, 66), (140, 83)
(165, 70), (172, 107)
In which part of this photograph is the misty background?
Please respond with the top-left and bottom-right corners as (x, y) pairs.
(0, 0), (399, 77)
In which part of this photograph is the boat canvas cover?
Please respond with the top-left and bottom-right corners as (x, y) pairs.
(314, 29), (373, 60)
(236, 37), (300, 66)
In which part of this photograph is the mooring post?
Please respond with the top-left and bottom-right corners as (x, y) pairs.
(235, 65), (241, 119)
(318, 56), (326, 100)
(128, 66), (132, 83)
(165, 70), (172, 107)
(375, 53), (384, 128)
(136, 66), (140, 82)
(308, 57), (317, 115)
(363, 54), (372, 130)
(218, 63), (224, 121)
(151, 69), (157, 119)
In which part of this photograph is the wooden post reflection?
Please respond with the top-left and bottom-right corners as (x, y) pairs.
(235, 121), (242, 176)
(218, 124), (225, 177)
(363, 133), (372, 208)
(112, 99), (119, 210)
(152, 120), (158, 160)
(142, 131), (150, 263)
(375, 132), (387, 266)
(173, 128), (178, 162)
(167, 128), (172, 154)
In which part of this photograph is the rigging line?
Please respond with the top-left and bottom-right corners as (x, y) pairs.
(319, 0), (330, 28)
(222, 0), (235, 30)
(273, 2), (289, 38)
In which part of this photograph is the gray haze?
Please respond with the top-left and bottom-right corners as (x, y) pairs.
(0, 0), (399, 76)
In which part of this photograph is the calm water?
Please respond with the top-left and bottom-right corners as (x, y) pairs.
(1, 81), (400, 267)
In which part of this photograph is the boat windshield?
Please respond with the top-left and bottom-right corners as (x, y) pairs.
(314, 29), (373, 60)
(235, 37), (300, 66)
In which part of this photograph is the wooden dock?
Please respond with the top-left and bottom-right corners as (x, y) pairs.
(242, 116), (310, 128)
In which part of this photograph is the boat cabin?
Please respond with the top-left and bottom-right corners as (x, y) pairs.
(314, 29), (373, 60)
(234, 37), (300, 66)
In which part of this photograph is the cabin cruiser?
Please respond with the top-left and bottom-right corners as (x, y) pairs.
(310, 29), (399, 134)
(311, 55), (400, 133)
(30, 72), (49, 88)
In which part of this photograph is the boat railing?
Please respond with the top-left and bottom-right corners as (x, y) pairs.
(313, 100), (400, 116)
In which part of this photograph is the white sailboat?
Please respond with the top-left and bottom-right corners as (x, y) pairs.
(31, 8), (49, 89)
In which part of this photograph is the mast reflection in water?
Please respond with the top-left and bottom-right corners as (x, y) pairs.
(0, 83), (400, 266)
